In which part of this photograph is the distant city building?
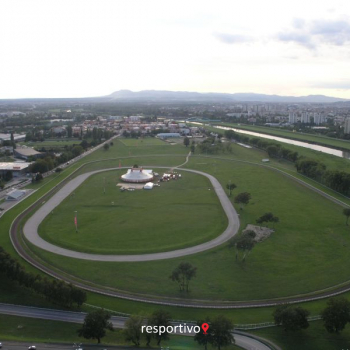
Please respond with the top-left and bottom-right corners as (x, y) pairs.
(157, 133), (181, 139)
(313, 113), (326, 125)
(344, 118), (350, 134)
(14, 148), (42, 160)
(129, 116), (141, 122)
(6, 189), (26, 201)
(301, 112), (310, 123)
(288, 112), (296, 124)
(0, 162), (30, 177)
(0, 133), (26, 143)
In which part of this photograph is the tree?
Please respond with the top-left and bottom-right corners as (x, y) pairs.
(72, 145), (84, 157)
(10, 131), (16, 149)
(170, 262), (197, 292)
(103, 143), (110, 151)
(124, 315), (144, 346)
(273, 305), (310, 331)
(224, 130), (236, 140)
(210, 315), (234, 350)
(184, 136), (190, 147)
(321, 298), (350, 333)
(190, 144), (195, 153)
(226, 182), (237, 197)
(147, 310), (171, 346)
(67, 125), (73, 138)
(343, 208), (350, 225)
(194, 318), (213, 350)
(234, 192), (251, 210)
(256, 212), (279, 228)
(233, 231), (256, 262)
(77, 309), (113, 343)
(266, 145), (279, 158)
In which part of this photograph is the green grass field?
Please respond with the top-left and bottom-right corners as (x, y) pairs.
(217, 122), (350, 152)
(39, 169), (227, 254)
(28, 155), (350, 301)
(2, 135), (350, 350)
(119, 137), (169, 146)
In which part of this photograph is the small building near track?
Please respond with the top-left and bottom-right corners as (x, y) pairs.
(6, 189), (26, 201)
(0, 162), (30, 177)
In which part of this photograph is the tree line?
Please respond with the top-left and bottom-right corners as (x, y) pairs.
(223, 129), (350, 197)
(0, 246), (86, 308)
(273, 297), (350, 334)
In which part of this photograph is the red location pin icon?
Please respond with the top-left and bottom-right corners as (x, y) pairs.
(202, 323), (209, 334)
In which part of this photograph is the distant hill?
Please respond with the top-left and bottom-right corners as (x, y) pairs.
(0, 90), (347, 104)
(107, 90), (348, 103)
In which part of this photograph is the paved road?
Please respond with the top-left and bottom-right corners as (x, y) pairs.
(23, 166), (240, 262)
(0, 303), (276, 350)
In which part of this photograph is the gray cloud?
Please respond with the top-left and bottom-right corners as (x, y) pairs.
(277, 19), (350, 50)
(313, 82), (350, 90)
(277, 32), (315, 49)
(213, 32), (253, 44)
(292, 18), (305, 29)
(310, 20), (350, 45)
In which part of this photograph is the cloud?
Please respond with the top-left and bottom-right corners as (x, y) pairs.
(313, 82), (350, 90)
(213, 32), (253, 44)
(277, 19), (350, 50)
(310, 20), (350, 45)
(277, 32), (315, 49)
(292, 18), (305, 29)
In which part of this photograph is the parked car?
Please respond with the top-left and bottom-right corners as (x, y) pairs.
(28, 346), (36, 350)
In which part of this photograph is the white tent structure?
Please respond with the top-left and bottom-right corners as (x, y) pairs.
(121, 168), (154, 183)
(143, 182), (154, 190)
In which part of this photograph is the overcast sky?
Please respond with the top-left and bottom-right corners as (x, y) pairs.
(1, 0), (350, 98)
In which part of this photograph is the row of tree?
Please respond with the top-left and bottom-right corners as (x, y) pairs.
(273, 297), (350, 334)
(296, 158), (350, 197)
(77, 297), (350, 346)
(197, 136), (233, 155)
(0, 246), (86, 308)
(223, 129), (350, 197)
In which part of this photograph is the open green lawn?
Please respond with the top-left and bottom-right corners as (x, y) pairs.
(39, 169), (227, 254)
(2, 134), (350, 338)
(251, 320), (350, 350)
(119, 137), (169, 146)
(216, 122), (350, 152)
(28, 155), (350, 301)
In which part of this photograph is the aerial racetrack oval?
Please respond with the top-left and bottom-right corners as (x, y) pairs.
(22, 166), (240, 262)
(10, 155), (350, 308)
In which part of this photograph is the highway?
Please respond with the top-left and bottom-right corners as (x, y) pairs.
(0, 303), (277, 350)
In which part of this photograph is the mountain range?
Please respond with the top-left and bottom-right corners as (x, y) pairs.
(107, 90), (348, 103)
(0, 90), (348, 104)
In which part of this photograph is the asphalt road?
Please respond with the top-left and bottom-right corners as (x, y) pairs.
(22, 166), (240, 262)
(0, 303), (276, 350)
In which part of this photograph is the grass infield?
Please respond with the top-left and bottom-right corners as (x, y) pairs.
(38, 169), (227, 254)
